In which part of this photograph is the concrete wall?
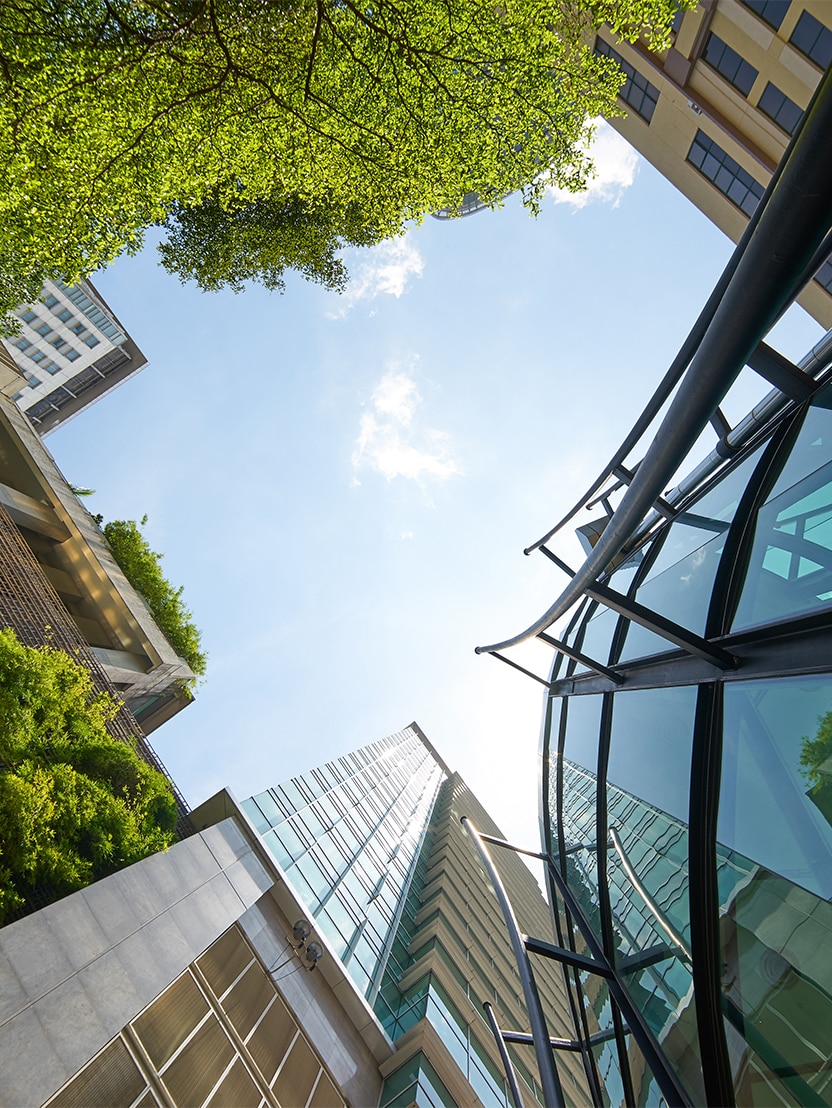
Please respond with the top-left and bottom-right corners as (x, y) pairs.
(0, 819), (272, 1107)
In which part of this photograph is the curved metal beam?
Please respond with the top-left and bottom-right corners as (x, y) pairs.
(477, 64), (832, 657)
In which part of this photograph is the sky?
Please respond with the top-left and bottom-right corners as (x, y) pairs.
(47, 122), (823, 856)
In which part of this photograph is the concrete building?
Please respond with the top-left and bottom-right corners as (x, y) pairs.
(597, 0), (832, 326)
(1, 277), (148, 434)
(0, 725), (592, 1107)
(0, 388), (193, 732)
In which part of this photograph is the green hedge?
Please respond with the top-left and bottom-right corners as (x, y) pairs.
(102, 518), (207, 683)
(0, 629), (178, 922)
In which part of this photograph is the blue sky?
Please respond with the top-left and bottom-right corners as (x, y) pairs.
(48, 123), (823, 852)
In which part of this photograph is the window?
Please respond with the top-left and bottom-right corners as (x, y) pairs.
(65, 348), (81, 361)
(815, 258), (832, 294)
(84, 334), (100, 348)
(35, 322), (51, 337)
(790, 10), (832, 69)
(20, 310), (37, 323)
(595, 38), (660, 122)
(31, 350), (46, 364)
(703, 33), (758, 96)
(43, 294), (59, 309)
(50, 336), (68, 351)
(70, 322), (85, 336)
(56, 308), (73, 323)
(14, 337), (31, 352)
(687, 130), (764, 217)
(757, 81), (803, 134)
(43, 361), (60, 375)
(25, 375), (40, 388)
(740, 0), (790, 30)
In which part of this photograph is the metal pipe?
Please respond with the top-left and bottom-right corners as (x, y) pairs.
(477, 64), (832, 657)
(483, 1002), (526, 1108)
(461, 816), (566, 1107)
(609, 828), (691, 962)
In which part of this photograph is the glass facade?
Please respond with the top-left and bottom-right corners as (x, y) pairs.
(243, 725), (446, 1000)
(244, 730), (592, 1106)
(542, 384), (832, 1104)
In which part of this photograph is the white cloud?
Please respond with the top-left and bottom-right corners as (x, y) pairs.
(330, 236), (425, 317)
(547, 119), (639, 210)
(352, 365), (460, 483)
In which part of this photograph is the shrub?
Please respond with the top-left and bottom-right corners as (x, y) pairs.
(0, 629), (178, 922)
(102, 517), (207, 684)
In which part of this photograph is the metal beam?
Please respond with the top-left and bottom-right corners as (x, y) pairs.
(461, 817), (566, 1107)
(747, 341), (817, 401)
(477, 63), (832, 657)
(587, 581), (738, 670)
(523, 935), (613, 978)
(537, 631), (626, 685)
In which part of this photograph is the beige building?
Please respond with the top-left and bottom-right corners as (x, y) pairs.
(597, 0), (832, 327)
(0, 387), (194, 731)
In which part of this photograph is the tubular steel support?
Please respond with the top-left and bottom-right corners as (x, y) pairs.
(483, 1003), (525, 1108)
(477, 63), (832, 659)
(461, 817), (566, 1108)
(537, 631), (626, 685)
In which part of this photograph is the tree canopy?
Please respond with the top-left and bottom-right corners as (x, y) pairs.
(102, 517), (207, 684)
(0, 629), (178, 923)
(0, 0), (683, 317)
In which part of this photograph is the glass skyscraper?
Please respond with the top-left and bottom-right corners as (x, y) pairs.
(243, 723), (591, 1108)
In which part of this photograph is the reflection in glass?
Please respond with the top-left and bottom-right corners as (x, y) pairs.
(720, 677), (832, 900)
(621, 447), (763, 661)
(734, 390), (832, 630)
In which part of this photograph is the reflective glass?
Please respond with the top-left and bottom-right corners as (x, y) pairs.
(560, 696), (605, 933)
(733, 392), (832, 629)
(621, 447), (764, 660)
(717, 847), (832, 1105)
(605, 687), (702, 1103)
(720, 676), (832, 900)
(576, 557), (643, 672)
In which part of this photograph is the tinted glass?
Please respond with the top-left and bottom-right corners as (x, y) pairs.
(720, 676), (832, 900)
(605, 686), (702, 1102)
(734, 391), (832, 629)
(622, 447), (763, 660)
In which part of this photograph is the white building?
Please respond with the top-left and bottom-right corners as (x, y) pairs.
(2, 277), (148, 434)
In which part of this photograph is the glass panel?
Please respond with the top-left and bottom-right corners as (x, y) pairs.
(577, 556), (643, 672)
(605, 686), (703, 1104)
(560, 696), (605, 936)
(720, 676), (832, 900)
(622, 447), (764, 660)
(718, 850), (832, 1106)
(733, 391), (832, 629)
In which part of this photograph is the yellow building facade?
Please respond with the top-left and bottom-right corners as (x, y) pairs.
(598, 0), (832, 327)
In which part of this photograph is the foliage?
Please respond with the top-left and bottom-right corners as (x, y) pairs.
(0, 628), (178, 922)
(159, 192), (381, 293)
(102, 518), (207, 682)
(801, 710), (832, 826)
(0, 0), (686, 315)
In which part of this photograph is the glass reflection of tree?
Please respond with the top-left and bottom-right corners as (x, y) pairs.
(800, 709), (832, 825)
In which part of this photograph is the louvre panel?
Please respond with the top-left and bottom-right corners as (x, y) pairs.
(224, 962), (275, 1040)
(247, 998), (298, 1086)
(133, 973), (209, 1070)
(162, 1017), (235, 1106)
(48, 1037), (145, 1108)
(307, 1071), (346, 1108)
(205, 1058), (263, 1107)
(197, 927), (253, 998)
(274, 1037), (318, 1108)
